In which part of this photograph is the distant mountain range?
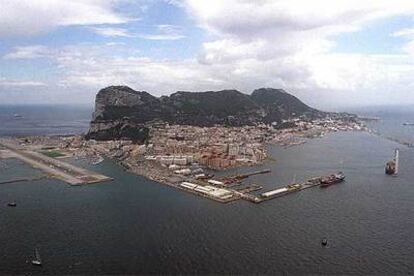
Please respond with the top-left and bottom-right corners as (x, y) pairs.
(86, 86), (326, 141)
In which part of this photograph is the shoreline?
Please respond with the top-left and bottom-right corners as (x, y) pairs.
(0, 117), (367, 203)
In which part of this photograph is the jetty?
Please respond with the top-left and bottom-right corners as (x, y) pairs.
(225, 172), (344, 204)
(219, 169), (271, 185)
(176, 169), (341, 204)
(251, 176), (323, 203)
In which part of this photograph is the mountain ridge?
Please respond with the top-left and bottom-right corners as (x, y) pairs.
(86, 86), (326, 141)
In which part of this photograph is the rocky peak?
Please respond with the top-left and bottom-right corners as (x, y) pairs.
(87, 85), (324, 141)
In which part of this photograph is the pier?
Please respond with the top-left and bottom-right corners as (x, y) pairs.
(227, 174), (338, 204)
(252, 177), (323, 203)
(176, 169), (339, 204)
(0, 139), (112, 185)
(219, 169), (271, 185)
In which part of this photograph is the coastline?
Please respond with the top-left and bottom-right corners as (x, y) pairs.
(0, 116), (367, 203)
(2, 117), (413, 275)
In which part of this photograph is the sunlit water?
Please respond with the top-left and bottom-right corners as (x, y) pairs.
(1, 106), (414, 274)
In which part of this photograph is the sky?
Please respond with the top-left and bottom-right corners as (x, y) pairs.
(1, 0), (414, 109)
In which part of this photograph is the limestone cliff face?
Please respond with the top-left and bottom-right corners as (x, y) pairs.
(86, 86), (323, 141)
(92, 86), (159, 121)
(250, 88), (320, 123)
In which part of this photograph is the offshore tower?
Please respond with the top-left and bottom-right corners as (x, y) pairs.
(385, 148), (399, 175)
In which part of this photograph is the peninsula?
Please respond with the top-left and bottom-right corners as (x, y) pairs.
(0, 86), (367, 203)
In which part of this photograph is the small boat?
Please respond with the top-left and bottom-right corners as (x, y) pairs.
(321, 238), (328, 246)
(7, 202), (17, 207)
(403, 122), (414, 126)
(13, 113), (23, 118)
(31, 248), (42, 266)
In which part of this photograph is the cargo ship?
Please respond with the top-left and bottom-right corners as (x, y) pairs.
(320, 172), (345, 187)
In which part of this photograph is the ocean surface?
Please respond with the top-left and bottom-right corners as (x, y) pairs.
(0, 105), (92, 137)
(1, 105), (414, 274)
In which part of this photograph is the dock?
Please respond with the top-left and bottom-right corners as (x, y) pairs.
(176, 169), (340, 204)
(219, 169), (271, 185)
(0, 139), (112, 185)
(235, 184), (263, 193)
(248, 175), (335, 203)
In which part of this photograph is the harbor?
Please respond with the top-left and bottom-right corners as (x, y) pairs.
(0, 130), (399, 205)
(0, 118), (413, 275)
(0, 135), (346, 203)
(174, 169), (345, 204)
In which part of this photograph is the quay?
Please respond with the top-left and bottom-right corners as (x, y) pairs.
(248, 175), (336, 203)
(0, 139), (112, 185)
(176, 169), (339, 204)
(220, 169), (271, 185)
(235, 184), (263, 193)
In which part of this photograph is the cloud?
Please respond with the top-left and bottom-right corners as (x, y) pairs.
(0, 0), (131, 37)
(3, 0), (414, 107)
(89, 24), (186, 40)
(89, 27), (134, 37)
(185, 0), (414, 38)
(392, 28), (414, 37)
(178, 0), (414, 106)
(392, 27), (414, 56)
(0, 78), (47, 87)
(3, 40), (414, 107)
(401, 40), (414, 56)
(137, 25), (185, 40)
(3, 45), (52, 59)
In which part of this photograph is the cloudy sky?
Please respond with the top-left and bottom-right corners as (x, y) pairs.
(1, 0), (414, 109)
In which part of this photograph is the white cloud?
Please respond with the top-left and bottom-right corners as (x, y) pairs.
(185, 0), (414, 38)
(3, 45), (52, 59)
(137, 25), (185, 40)
(178, 0), (414, 106)
(3, 40), (414, 107)
(0, 0), (131, 37)
(3, 0), (414, 107)
(392, 28), (414, 37)
(0, 78), (47, 87)
(89, 27), (134, 37)
(88, 24), (186, 40)
(402, 40), (414, 56)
